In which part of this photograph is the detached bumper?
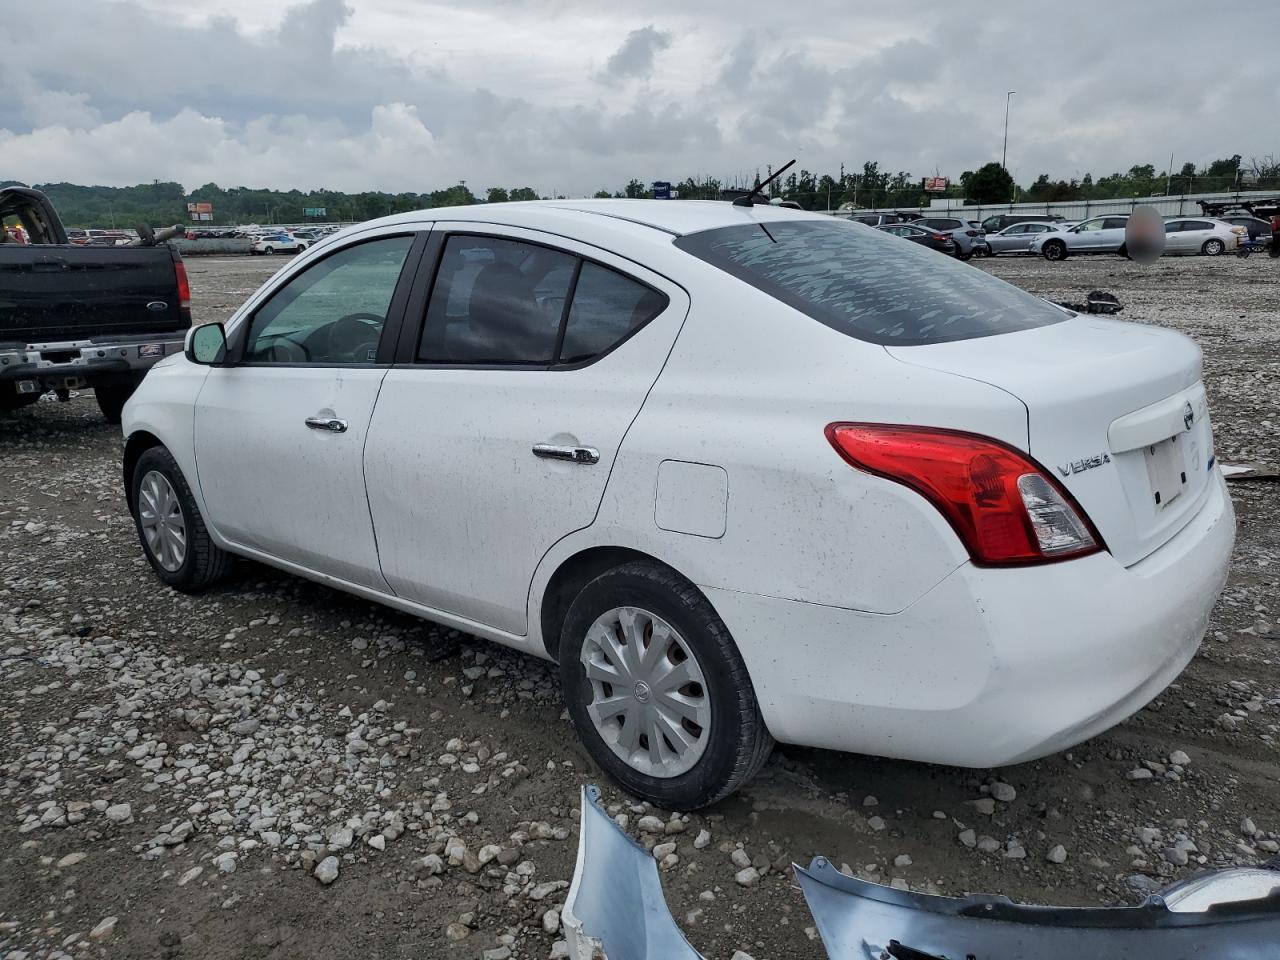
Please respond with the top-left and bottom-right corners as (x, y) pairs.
(0, 336), (185, 390)
(705, 473), (1235, 767)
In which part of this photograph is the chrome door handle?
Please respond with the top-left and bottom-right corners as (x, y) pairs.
(533, 443), (600, 465)
(305, 416), (348, 433)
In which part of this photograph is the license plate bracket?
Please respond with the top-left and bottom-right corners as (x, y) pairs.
(1145, 434), (1186, 508)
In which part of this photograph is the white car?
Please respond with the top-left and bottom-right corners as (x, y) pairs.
(1029, 215), (1131, 260)
(122, 201), (1234, 808)
(250, 233), (308, 255)
(985, 221), (1061, 255)
(1162, 217), (1245, 256)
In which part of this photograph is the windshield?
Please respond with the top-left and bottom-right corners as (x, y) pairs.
(673, 219), (1068, 346)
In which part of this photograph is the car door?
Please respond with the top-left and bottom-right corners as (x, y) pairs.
(1162, 220), (1188, 253)
(193, 230), (424, 588)
(364, 224), (690, 636)
(1069, 217), (1107, 251)
(989, 224), (1026, 253)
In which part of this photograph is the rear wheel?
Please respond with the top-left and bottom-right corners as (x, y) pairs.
(265, 246), (276, 255)
(558, 562), (773, 809)
(1042, 239), (1068, 261)
(131, 446), (232, 592)
(94, 383), (135, 424)
(1118, 243), (1130, 259)
(1202, 238), (1225, 256)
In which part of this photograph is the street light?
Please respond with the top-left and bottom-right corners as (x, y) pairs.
(1002, 91), (1016, 170)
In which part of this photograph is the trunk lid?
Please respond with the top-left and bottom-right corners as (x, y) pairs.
(888, 315), (1215, 567)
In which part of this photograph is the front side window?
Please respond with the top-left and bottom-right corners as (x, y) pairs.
(1075, 218), (1104, 232)
(244, 235), (413, 364)
(674, 219), (1067, 346)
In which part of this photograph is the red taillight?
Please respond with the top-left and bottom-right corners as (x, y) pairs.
(825, 423), (1103, 566)
(174, 256), (191, 311)
(931, 233), (948, 242)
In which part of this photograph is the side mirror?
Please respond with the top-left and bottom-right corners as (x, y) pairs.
(186, 323), (228, 365)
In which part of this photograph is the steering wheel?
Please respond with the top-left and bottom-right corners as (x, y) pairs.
(325, 312), (384, 362)
(262, 335), (310, 362)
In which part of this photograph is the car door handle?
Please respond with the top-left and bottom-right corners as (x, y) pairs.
(305, 416), (348, 433)
(533, 443), (600, 465)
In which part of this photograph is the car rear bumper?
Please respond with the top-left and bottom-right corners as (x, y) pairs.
(704, 472), (1234, 767)
(0, 336), (185, 390)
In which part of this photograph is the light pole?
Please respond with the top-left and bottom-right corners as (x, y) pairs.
(1002, 91), (1016, 170)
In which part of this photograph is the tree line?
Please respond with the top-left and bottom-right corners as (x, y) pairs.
(3, 153), (1276, 227)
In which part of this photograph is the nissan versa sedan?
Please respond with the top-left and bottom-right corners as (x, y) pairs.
(122, 200), (1235, 809)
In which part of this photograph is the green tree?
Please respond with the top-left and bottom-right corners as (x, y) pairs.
(592, 189), (612, 198)
(964, 162), (1015, 203)
(508, 187), (539, 202)
(486, 187), (510, 203)
(624, 178), (648, 199)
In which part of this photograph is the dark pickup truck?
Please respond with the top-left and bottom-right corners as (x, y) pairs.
(1, 186), (191, 422)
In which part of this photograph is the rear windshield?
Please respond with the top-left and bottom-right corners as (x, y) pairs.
(673, 219), (1068, 346)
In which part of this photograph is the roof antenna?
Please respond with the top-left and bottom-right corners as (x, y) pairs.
(733, 159), (796, 206)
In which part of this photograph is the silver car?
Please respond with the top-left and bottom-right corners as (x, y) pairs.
(986, 221), (1061, 255)
(912, 217), (989, 260)
(1029, 215), (1130, 261)
(1162, 217), (1244, 256)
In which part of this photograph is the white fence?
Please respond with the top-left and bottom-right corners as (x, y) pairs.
(843, 190), (1277, 220)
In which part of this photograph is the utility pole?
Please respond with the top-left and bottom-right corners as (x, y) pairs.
(1166, 152), (1174, 195)
(1002, 91), (1016, 170)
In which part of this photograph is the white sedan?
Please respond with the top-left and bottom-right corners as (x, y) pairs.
(122, 201), (1234, 808)
(1162, 217), (1245, 256)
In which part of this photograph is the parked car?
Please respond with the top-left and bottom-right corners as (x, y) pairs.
(877, 222), (955, 253)
(840, 212), (911, 228)
(1218, 216), (1272, 244)
(251, 233), (309, 255)
(913, 217), (990, 259)
(0, 186), (192, 422)
(1162, 218), (1245, 256)
(986, 221), (1062, 255)
(122, 200), (1234, 809)
(981, 213), (1066, 233)
(1029, 215), (1130, 260)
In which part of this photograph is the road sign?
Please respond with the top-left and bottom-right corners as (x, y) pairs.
(304, 207), (327, 217)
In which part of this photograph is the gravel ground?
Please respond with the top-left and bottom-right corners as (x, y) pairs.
(2, 252), (1278, 960)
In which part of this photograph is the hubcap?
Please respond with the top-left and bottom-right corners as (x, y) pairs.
(138, 470), (186, 572)
(580, 606), (711, 779)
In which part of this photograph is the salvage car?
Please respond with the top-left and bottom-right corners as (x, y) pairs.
(985, 220), (1061, 255)
(912, 216), (989, 259)
(250, 233), (309, 255)
(1, 186), (192, 421)
(121, 200), (1235, 808)
(1161, 217), (1245, 256)
(1030, 214), (1130, 260)
(876, 222), (955, 253)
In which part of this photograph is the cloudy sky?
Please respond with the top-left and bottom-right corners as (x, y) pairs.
(2, 0), (1276, 196)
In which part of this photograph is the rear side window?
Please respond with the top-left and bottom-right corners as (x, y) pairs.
(418, 235), (667, 365)
(1103, 217), (1129, 229)
(560, 263), (667, 363)
(419, 235), (575, 363)
(673, 219), (1068, 346)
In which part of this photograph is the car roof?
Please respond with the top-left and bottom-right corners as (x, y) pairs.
(354, 199), (830, 240)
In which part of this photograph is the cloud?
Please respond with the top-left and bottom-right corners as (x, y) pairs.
(0, 0), (1276, 195)
(597, 25), (673, 83)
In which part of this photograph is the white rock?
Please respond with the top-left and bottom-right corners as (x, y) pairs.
(89, 916), (118, 941)
(990, 782), (1017, 802)
(693, 829), (712, 850)
(105, 803), (132, 823)
(1047, 845), (1068, 864)
(367, 834), (386, 851)
(314, 856), (340, 885)
(542, 909), (560, 934)
(734, 866), (761, 887)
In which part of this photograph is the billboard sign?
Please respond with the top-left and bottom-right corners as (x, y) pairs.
(923, 176), (949, 193)
(187, 201), (213, 219)
(651, 182), (673, 200)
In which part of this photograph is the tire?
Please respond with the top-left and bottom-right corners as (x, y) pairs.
(1118, 243), (1130, 260)
(558, 561), (773, 809)
(130, 446), (232, 592)
(94, 383), (135, 424)
(265, 246), (276, 255)
(1201, 238), (1225, 256)
(1042, 239), (1068, 261)
(955, 249), (973, 261)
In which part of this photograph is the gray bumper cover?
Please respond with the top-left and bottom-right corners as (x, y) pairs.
(565, 785), (1280, 960)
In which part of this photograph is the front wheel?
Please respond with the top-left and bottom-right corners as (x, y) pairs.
(1202, 238), (1225, 256)
(131, 446), (232, 592)
(265, 246), (276, 255)
(1042, 240), (1068, 261)
(558, 562), (773, 809)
